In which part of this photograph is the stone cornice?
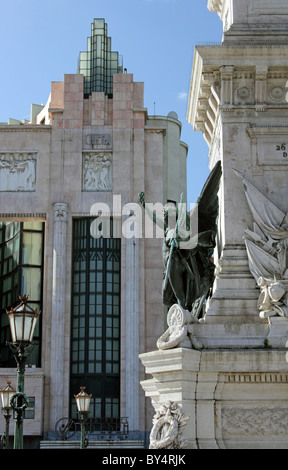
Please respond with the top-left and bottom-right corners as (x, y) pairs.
(133, 107), (148, 116)
(144, 126), (166, 135)
(187, 44), (288, 146)
(194, 44), (288, 66)
(0, 125), (51, 132)
(247, 124), (288, 139)
(0, 213), (46, 220)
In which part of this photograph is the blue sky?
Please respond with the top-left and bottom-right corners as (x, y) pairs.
(0, 0), (222, 204)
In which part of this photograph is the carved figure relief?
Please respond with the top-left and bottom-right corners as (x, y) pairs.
(54, 203), (68, 222)
(82, 153), (112, 191)
(149, 401), (189, 449)
(235, 169), (288, 318)
(222, 407), (288, 438)
(0, 153), (36, 191)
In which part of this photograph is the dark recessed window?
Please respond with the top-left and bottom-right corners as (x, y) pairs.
(0, 221), (44, 367)
(70, 218), (120, 419)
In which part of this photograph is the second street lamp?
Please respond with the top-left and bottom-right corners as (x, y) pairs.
(74, 387), (92, 449)
(5, 295), (40, 449)
(0, 381), (15, 449)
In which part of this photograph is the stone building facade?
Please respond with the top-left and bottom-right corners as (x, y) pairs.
(0, 20), (188, 448)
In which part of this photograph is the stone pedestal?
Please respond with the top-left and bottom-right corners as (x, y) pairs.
(140, 348), (288, 449)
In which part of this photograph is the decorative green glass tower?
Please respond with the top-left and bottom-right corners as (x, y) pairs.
(78, 18), (123, 97)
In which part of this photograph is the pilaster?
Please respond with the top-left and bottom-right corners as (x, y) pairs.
(49, 202), (68, 428)
(125, 237), (140, 432)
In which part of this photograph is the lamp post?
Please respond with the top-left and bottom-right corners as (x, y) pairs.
(0, 381), (15, 449)
(74, 387), (91, 449)
(6, 295), (40, 449)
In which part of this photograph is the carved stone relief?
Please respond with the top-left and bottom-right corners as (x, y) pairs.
(234, 71), (254, 105)
(82, 153), (112, 191)
(54, 202), (68, 222)
(235, 169), (288, 318)
(149, 401), (189, 449)
(0, 152), (36, 191)
(249, 0), (288, 15)
(268, 85), (286, 102)
(236, 86), (251, 102)
(222, 407), (288, 438)
(156, 304), (202, 351)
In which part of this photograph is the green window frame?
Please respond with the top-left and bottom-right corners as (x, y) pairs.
(70, 218), (121, 419)
(0, 221), (44, 367)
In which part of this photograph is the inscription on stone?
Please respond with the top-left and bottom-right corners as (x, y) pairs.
(275, 143), (287, 158)
(83, 132), (112, 150)
(258, 141), (288, 165)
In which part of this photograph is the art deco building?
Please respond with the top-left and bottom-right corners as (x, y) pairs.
(0, 19), (188, 448)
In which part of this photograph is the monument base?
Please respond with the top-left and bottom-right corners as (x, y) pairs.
(140, 347), (288, 449)
(193, 317), (288, 349)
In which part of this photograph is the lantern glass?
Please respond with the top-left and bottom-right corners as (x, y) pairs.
(74, 387), (92, 413)
(0, 381), (15, 409)
(6, 296), (40, 344)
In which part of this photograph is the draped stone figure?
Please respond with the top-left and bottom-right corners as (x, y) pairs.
(235, 169), (288, 319)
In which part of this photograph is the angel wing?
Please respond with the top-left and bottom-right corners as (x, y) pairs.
(196, 161), (222, 234)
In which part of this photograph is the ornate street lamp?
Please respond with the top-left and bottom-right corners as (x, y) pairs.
(74, 387), (91, 449)
(6, 295), (40, 449)
(0, 381), (15, 449)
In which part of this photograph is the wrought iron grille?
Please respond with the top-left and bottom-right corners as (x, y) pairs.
(55, 416), (129, 441)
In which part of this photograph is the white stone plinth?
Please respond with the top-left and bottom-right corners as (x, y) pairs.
(140, 347), (288, 449)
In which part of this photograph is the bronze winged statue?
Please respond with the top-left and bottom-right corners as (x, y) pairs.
(138, 161), (222, 319)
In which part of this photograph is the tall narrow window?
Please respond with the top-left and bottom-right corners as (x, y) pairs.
(70, 218), (121, 420)
(0, 221), (44, 367)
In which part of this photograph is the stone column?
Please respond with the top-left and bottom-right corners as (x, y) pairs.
(125, 236), (140, 433)
(49, 202), (68, 428)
